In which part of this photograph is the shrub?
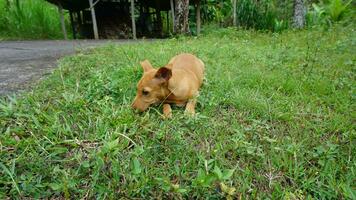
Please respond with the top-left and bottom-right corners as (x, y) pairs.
(0, 0), (71, 39)
(307, 0), (353, 27)
(199, 0), (291, 32)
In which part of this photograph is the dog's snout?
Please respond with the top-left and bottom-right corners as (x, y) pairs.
(131, 104), (140, 111)
(131, 105), (141, 113)
(131, 99), (139, 110)
(131, 98), (146, 112)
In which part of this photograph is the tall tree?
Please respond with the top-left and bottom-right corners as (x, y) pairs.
(174, 0), (190, 34)
(293, 0), (306, 28)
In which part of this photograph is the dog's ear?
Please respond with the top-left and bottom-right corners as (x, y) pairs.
(165, 63), (173, 69)
(140, 60), (153, 72)
(155, 67), (172, 82)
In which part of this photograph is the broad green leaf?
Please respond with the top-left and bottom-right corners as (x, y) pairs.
(213, 165), (223, 180)
(222, 169), (235, 180)
(132, 158), (142, 175)
(49, 183), (62, 191)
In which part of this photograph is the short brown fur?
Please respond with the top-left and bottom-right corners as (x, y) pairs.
(131, 53), (205, 118)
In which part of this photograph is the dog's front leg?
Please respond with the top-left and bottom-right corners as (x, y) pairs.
(185, 98), (196, 116)
(163, 104), (172, 118)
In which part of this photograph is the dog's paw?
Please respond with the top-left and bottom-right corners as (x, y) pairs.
(163, 104), (172, 119)
(163, 112), (172, 119)
(184, 109), (195, 117)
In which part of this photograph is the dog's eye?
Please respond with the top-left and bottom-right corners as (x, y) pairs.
(142, 90), (149, 96)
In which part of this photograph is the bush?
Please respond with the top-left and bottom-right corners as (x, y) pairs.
(199, 0), (291, 32)
(0, 0), (71, 39)
(236, 0), (275, 30)
(327, 0), (352, 21)
(198, 0), (353, 32)
(306, 0), (353, 27)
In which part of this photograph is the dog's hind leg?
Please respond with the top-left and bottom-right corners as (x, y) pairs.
(163, 104), (172, 119)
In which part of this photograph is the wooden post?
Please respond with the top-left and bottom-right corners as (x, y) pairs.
(89, 0), (99, 39)
(167, 11), (169, 33)
(77, 11), (82, 25)
(196, 0), (201, 36)
(233, 0), (237, 26)
(170, 0), (175, 33)
(156, 8), (162, 37)
(58, 3), (68, 40)
(130, 0), (137, 39)
(69, 11), (77, 39)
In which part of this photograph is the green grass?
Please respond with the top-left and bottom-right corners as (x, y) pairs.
(0, 25), (355, 199)
(0, 0), (70, 40)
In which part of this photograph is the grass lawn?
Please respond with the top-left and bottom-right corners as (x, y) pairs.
(0, 25), (355, 199)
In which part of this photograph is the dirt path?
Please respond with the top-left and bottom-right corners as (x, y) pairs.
(0, 40), (135, 96)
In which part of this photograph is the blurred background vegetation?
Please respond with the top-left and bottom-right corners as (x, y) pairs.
(0, 0), (71, 39)
(0, 0), (354, 40)
(194, 0), (354, 32)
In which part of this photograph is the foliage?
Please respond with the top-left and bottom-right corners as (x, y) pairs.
(236, 0), (283, 31)
(198, 0), (354, 32)
(200, 0), (233, 25)
(0, 26), (355, 198)
(307, 3), (328, 26)
(199, 0), (292, 32)
(307, 0), (354, 27)
(327, 0), (352, 21)
(0, 0), (71, 40)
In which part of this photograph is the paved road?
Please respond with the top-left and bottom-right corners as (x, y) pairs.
(0, 40), (133, 96)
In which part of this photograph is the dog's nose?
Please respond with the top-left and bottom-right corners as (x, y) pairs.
(131, 101), (140, 111)
(131, 97), (137, 108)
(131, 102), (145, 112)
(131, 102), (137, 109)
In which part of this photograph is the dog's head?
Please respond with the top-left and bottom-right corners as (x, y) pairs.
(131, 60), (172, 112)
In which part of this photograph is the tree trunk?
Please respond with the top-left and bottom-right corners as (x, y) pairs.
(174, 0), (190, 34)
(293, 0), (305, 28)
(170, 0), (175, 33)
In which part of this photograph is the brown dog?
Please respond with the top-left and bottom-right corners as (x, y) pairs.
(131, 53), (205, 118)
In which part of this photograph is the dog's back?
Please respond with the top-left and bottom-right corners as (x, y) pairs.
(163, 53), (205, 100)
(167, 53), (205, 86)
